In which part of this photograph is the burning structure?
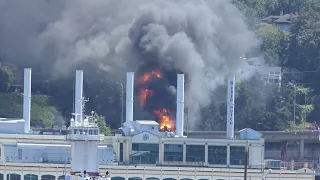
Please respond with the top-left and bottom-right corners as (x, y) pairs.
(122, 70), (185, 137)
(123, 69), (235, 139)
(136, 69), (176, 132)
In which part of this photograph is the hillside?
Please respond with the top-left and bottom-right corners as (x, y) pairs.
(0, 0), (320, 131)
(0, 92), (57, 128)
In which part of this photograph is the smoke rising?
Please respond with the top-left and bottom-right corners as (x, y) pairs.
(0, 0), (259, 129)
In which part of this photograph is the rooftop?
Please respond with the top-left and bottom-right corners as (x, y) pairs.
(136, 120), (159, 125)
(260, 13), (298, 24)
(0, 118), (24, 123)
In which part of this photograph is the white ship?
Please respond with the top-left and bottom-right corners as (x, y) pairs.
(0, 69), (316, 180)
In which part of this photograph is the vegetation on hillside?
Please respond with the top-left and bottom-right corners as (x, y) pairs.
(0, 66), (13, 92)
(0, 92), (56, 128)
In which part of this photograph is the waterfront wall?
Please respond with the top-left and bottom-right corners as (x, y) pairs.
(0, 162), (314, 180)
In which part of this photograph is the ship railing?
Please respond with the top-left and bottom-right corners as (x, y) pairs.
(66, 134), (104, 141)
(281, 161), (313, 170)
(157, 161), (208, 167)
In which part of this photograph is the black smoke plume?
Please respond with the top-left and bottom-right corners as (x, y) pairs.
(0, 0), (259, 129)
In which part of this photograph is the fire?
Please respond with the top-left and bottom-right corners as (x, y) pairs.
(138, 69), (176, 132)
(139, 70), (162, 84)
(139, 88), (154, 106)
(154, 108), (175, 132)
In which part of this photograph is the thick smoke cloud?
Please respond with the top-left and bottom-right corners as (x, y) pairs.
(0, 0), (258, 128)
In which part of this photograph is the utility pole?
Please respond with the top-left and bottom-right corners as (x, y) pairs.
(116, 82), (124, 127)
(184, 108), (189, 136)
(244, 140), (249, 180)
(293, 83), (296, 124)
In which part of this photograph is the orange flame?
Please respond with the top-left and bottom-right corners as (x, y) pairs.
(139, 70), (162, 84)
(154, 108), (175, 132)
(139, 89), (154, 106)
(138, 69), (175, 132)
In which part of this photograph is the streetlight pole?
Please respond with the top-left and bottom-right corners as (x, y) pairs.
(116, 82), (124, 127)
(293, 83), (296, 125)
(184, 108), (189, 136)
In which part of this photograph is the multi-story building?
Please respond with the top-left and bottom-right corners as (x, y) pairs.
(0, 128), (316, 180)
(239, 57), (282, 86)
(188, 130), (320, 162)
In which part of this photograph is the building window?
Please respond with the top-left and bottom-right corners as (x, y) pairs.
(164, 144), (183, 162)
(18, 149), (22, 160)
(268, 79), (273, 83)
(131, 143), (159, 164)
(208, 146), (227, 165)
(120, 143), (123, 162)
(186, 145), (205, 162)
(230, 146), (246, 165)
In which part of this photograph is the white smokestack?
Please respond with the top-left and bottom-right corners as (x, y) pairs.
(23, 68), (32, 133)
(126, 72), (134, 123)
(75, 70), (83, 123)
(227, 75), (235, 139)
(176, 74), (185, 137)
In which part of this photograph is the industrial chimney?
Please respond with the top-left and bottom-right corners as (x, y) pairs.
(75, 70), (84, 123)
(176, 74), (185, 137)
(23, 68), (32, 133)
(227, 75), (235, 139)
(126, 72), (134, 123)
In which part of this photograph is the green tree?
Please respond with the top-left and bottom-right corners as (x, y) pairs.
(84, 76), (122, 129)
(255, 23), (289, 66)
(284, 12), (320, 96)
(198, 100), (225, 131)
(232, 0), (276, 27)
(285, 12), (320, 70)
(0, 66), (13, 92)
(30, 95), (56, 128)
(269, 0), (320, 14)
(94, 114), (111, 136)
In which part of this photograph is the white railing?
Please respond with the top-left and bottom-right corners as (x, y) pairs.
(0, 162), (314, 180)
(66, 134), (104, 141)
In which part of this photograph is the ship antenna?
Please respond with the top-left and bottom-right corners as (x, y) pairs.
(82, 97), (89, 117)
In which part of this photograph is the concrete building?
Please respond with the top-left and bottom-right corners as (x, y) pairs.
(239, 57), (282, 86)
(188, 130), (320, 162)
(0, 130), (315, 180)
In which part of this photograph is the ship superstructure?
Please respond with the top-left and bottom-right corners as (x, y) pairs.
(66, 70), (109, 180)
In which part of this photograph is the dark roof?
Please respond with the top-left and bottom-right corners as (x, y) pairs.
(261, 13), (298, 24)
